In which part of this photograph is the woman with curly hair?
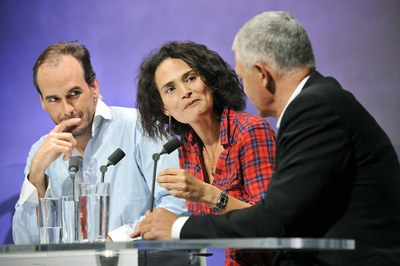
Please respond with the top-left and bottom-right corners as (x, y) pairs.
(136, 41), (276, 265)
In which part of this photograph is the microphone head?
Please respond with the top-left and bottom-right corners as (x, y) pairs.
(107, 148), (126, 166)
(160, 137), (182, 155)
(69, 156), (82, 174)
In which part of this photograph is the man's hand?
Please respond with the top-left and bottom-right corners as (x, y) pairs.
(28, 118), (81, 198)
(136, 208), (178, 240)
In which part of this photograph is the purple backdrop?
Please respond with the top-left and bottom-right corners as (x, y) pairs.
(1, 1), (399, 264)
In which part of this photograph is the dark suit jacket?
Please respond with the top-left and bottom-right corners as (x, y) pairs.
(181, 71), (400, 265)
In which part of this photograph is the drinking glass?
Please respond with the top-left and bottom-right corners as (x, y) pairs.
(39, 197), (61, 244)
(61, 195), (79, 243)
(79, 182), (110, 242)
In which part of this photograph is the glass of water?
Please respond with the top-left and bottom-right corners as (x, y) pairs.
(79, 182), (110, 242)
(39, 197), (61, 244)
(61, 195), (79, 243)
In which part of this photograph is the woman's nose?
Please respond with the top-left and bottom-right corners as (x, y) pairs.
(180, 84), (193, 99)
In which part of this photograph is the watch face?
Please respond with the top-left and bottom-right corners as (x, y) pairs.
(211, 191), (228, 213)
(219, 192), (228, 207)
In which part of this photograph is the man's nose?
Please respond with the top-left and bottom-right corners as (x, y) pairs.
(61, 99), (75, 117)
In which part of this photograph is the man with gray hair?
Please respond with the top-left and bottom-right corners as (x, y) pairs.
(136, 11), (400, 265)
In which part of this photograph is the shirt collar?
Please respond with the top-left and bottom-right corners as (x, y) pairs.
(92, 99), (112, 136)
(276, 75), (310, 128)
(184, 108), (231, 148)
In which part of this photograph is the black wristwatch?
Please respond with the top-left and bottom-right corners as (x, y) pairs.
(210, 191), (229, 213)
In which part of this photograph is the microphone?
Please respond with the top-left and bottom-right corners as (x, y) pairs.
(159, 137), (182, 156)
(68, 156), (82, 197)
(107, 148), (126, 166)
(69, 156), (82, 175)
(150, 137), (182, 212)
(100, 148), (126, 182)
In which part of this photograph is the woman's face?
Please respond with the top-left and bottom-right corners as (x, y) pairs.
(155, 58), (214, 125)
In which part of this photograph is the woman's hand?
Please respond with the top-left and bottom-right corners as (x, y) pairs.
(157, 168), (208, 202)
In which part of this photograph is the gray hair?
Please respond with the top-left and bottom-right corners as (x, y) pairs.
(232, 11), (316, 75)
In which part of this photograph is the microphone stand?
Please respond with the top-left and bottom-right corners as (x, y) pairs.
(150, 153), (160, 212)
(69, 170), (79, 242)
(100, 165), (108, 183)
(149, 137), (181, 212)
(97, 148), (125, 240)
(99, 165), (108, 239)
(68, 155), (82, 243)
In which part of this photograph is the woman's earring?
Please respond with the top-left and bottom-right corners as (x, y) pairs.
(168, 115), (172, 137)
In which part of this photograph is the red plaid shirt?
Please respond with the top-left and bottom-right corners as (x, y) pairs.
(179, 108), (276, 265)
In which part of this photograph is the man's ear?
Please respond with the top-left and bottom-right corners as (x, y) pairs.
(254, 62), (270, 89)
(91, 78), (100, 99)
(40, 95), (46, 111)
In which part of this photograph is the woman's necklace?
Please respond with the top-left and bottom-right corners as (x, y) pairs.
(203, 143), (219, 177)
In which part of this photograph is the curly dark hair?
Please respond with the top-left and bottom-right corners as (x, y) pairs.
(136, 41), (246, 140)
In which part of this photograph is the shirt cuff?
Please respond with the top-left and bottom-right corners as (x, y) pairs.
(171, 216), (189, 239)
(108, 224), (134, 242)
(19, 175), (39, 205)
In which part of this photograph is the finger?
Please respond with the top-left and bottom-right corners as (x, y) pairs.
(160, 182), (182, 191)
(157, 173), (182, 183)
(46, 137), (76, 160)
(51, 117), (81, 133)
(50, 134), (77, 154)
(48, 132), (77, 144)
(139, 224), (152, 239)
(167, 189), (183, 198)
(157, 181), (169, 190)
(142, 231), (152, 240)
(158, 168), (182, 176)
(141, 227), (159, 240)
(130, 230), (140, 238)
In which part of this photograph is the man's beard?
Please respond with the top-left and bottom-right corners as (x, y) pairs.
(60, 112), (87, 136)
(62, 118), (89, 137)
(69, 121), (89, 137)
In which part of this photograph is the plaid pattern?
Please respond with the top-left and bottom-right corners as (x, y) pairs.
(179, 108), (276, 266)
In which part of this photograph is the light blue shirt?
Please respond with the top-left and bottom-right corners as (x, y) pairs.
(12, 100), (187, 244)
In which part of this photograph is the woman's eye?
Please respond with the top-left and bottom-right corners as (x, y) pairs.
(165, 87), (175, 94)
(186, 75), (196, 83)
